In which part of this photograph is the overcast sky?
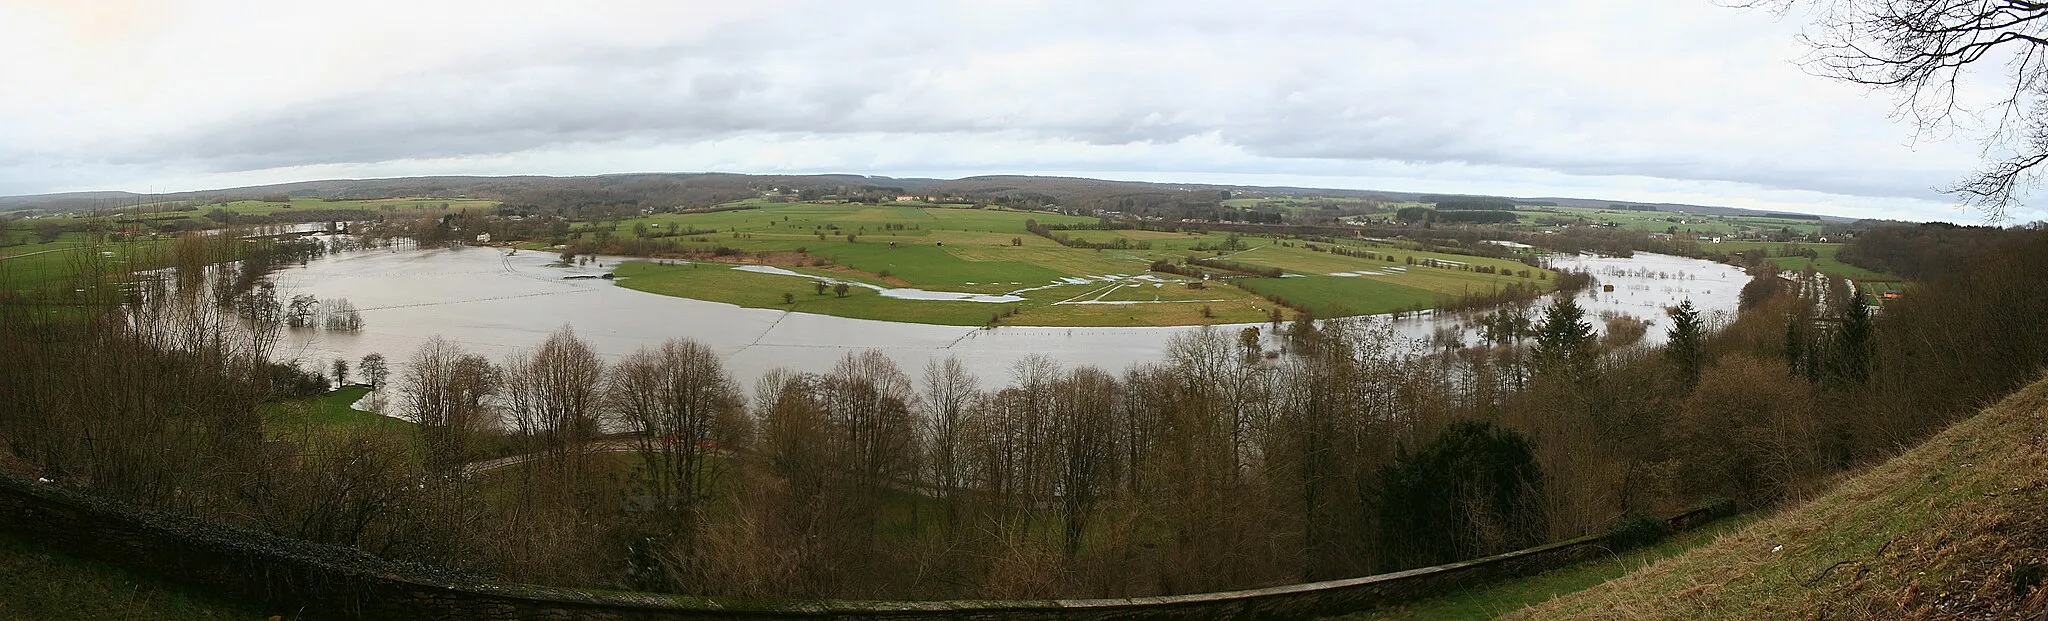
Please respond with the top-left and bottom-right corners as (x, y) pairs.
(1, 0), (2033, 222)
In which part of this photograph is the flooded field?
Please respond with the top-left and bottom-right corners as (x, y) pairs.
(270, 245), (1747, 389)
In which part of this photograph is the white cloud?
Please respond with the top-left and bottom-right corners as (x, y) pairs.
(0, 0), (2025, 221)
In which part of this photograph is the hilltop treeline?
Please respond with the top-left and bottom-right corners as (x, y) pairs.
(1833, 221), (2035, 280)
(5, 226), (2048, 601)
(1397, 207), (1519, 224)
(1428, 197), (1520, 211)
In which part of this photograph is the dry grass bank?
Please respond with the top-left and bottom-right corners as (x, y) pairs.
(1510, 376), (2048, 620)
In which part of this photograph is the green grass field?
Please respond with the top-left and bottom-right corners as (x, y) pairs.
(1707, 241), (1896, 282)
(1, 195), (494, 297)
(1237, 275), (1442, 317)
(0, 236), (179, 309)
(1511, 206), (1824, 237)
(1, 197), (494, 254)
(612, 260), (1272, 326)
(262, 386), (416, 454)
(592, 202), (1553, 325)
(263, 386), (408, 431)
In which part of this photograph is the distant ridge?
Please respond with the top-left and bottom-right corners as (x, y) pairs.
(0, 173), (1848, 222)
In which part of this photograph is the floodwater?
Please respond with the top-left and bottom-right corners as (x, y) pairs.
(270, 245), (1746, 390)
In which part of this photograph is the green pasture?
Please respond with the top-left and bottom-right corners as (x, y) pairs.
(1225, 243), (1549, 294)
(1237, 276), (1441, 317)
(1706, 241), (1895, 282)
(615, 201), (1093, 240)
(4, 198), (499, 239)
(0, 236), (177, 300)
(589, 202), (1560, 324)
(611, 261), (1272, 326)
(1219, 196), (1381, 210)
(1513, 206), (1824, 237)
(263, 386), (410, 434)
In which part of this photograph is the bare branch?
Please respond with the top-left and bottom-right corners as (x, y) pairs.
(1773, 0), (2048, 215)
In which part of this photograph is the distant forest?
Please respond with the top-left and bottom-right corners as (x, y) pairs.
(0, 173), (1851, 229)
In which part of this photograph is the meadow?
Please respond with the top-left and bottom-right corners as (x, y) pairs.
(593, 201), (1554, 326)
(1514, 206), (1826, 237)
(1705, 240), (1896, 282)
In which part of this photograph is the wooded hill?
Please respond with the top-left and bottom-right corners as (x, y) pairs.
(0, 173), (1843, 223)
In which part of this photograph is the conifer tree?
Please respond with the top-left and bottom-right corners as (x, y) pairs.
(1664, 300), (1705, 390)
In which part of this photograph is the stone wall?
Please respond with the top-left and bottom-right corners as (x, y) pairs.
(0, 475), (1733, 620)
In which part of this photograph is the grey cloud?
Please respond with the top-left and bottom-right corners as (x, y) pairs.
(34, 0), (1976, 208)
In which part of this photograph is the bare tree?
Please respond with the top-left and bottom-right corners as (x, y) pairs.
(1750, 0), (2048, 217)
(919, 357), (980, 530)
(322, 298), (364, 331)
(403, 337), (501, 473)
(359, 352), (389, 391)
(823, 350), (922, 492)
(1051, 366), (1120, 555)
(610, 338), (742, 521)
(504, 326), (608, 473)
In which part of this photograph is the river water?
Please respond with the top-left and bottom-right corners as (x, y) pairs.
(269, 245), (1747, 389)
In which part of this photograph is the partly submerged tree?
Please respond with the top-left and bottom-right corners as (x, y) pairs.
(1742, 0), (2048, 218)
(358, 352), (389, 391)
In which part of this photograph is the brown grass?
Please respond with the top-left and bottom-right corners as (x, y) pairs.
(1505, 375), (2048, 620)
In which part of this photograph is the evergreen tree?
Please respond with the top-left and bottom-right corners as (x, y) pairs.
(1784, 311), (1805, 377)
(1533, 295), (1595, 379)
(1664, 300), (1705, 390)
(1376, 421), (1548, 571)
(1830, 288), (1873, 385)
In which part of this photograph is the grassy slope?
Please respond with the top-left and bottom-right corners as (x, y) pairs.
(1335, 515), (1758, 621)
(0, 529), (304, 620)
(1510, 376), (2048, 620)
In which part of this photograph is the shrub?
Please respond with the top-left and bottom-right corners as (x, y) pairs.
(1601, 512), (1670, 551)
